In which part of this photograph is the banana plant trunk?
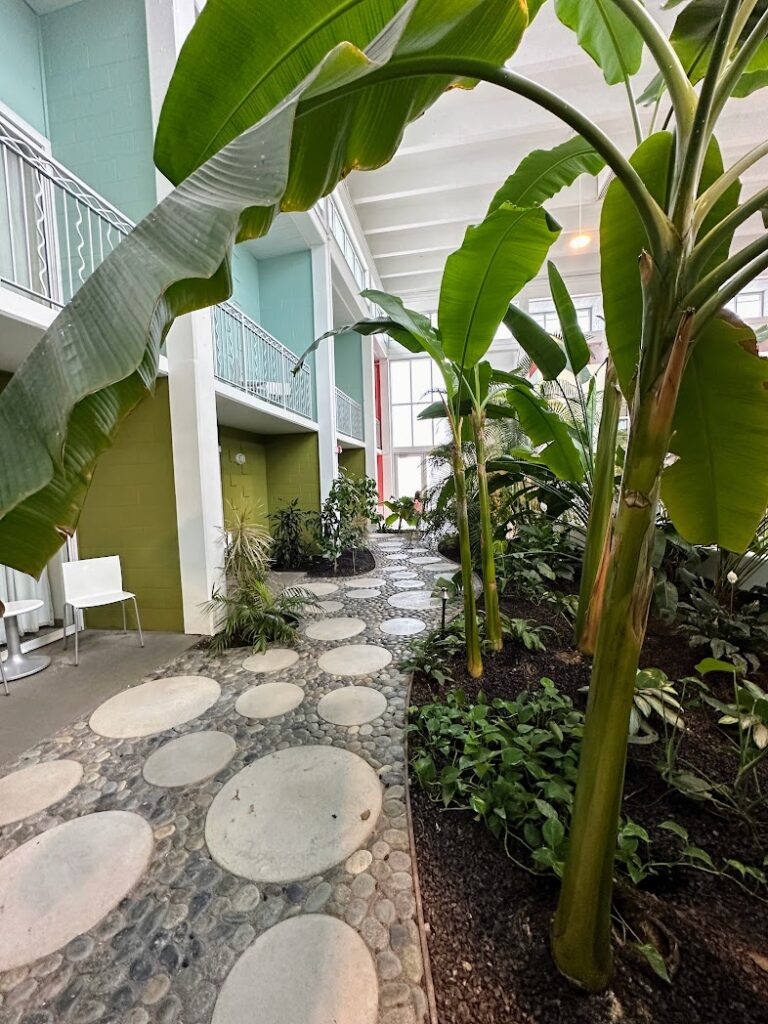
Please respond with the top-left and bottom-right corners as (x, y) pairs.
(575, 359), (621, 653)
(472, 410), (503, 651)
(552, 305), (691, 989)
(451, 444), (483, 678)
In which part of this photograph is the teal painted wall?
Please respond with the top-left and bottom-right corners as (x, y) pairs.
(40, 0), (155, 223)
(231, 248), (261, 323)
(334, 331), (364, 404)
(259, 251), (316, 418)
(0, 0), (47, 134)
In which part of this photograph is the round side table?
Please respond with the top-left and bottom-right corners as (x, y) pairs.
(2, 600), (52, 680)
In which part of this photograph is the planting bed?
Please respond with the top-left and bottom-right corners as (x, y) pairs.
(409, 593), (768, 1024)
(274, 546), (376, 577)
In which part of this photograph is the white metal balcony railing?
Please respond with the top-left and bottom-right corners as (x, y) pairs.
(336, 386), (364, 440)
(213, 301), (313, 420)
(327, 194), (369, 292)
(0, 114), (132, 307)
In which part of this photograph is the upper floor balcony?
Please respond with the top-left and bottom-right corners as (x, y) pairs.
(336, 385), (363, 441)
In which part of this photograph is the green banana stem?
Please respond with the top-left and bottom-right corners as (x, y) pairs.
(472, 409), (503, 652)
(552, 306), (693, 990)
(451, 442), (483, 679)
(575, 360), (621, 653)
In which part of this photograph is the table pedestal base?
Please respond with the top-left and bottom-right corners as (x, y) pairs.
(3, 615), (52, 681)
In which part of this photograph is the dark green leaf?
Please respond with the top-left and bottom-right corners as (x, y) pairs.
(547, 261), (590, 374)
(488, 136), (604, 213)
(503, 304), (567, 380)
(554, 0), (645, 85)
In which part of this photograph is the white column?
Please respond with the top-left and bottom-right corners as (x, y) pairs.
(311, 243), (338, 499)
(362, 339), (377, 479)
(379, 356), (395, 501)
(166, 310), (225, 634)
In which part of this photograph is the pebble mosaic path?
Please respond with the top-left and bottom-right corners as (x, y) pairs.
(0, 536), (454, 1024)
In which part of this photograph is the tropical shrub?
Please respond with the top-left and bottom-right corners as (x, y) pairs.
(314, 471), (377, 571)
(222, 503), (273, 587)
(205, 579), (312, 654)
(677, 585), (768, 674)
(269, 499), (315, 570)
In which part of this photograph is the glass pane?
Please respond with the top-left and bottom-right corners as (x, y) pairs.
(391, 405), (412, 447)
(410, 357), (432, 402)
(434, 417), (452, 445)
(576, 308), (592, 332)
(427, 457), (451, 489)
(412, 403), (433, 446)
(390, 360), (411, 402)
(736, 292), (762, 318)
(396, 454), (423, 497)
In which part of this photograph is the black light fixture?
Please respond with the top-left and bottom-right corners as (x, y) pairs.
(440, 587), (449, 634)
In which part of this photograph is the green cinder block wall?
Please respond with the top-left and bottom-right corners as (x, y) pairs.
(77, 379), (183, 631)
(219, 427), (269, 527)
(265, 433), (321, 515)
(339, 448), (366, 479)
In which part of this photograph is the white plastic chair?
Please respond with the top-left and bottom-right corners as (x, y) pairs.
(62, 556), (144, 666)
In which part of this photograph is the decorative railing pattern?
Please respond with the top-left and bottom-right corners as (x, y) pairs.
(213, 301), (313, 420)
(0, 115), (132, 308)
(336, 386), (364, 440)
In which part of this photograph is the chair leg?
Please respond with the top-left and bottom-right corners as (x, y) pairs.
(132, 597), (145, 648)
(63, 603), (68, 650)
(74, 609), (79, 667)
(122, 601), (127, 635)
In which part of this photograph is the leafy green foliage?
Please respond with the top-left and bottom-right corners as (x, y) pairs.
(495, 519), (580, 602)
(205, 579), (313, 654)
(399, 626), (467, 688)
(315, 471), (378, 570)
(629, 668), (684, 744)
(554, 0), (645, 85)
(500, 616), (555, 652)
(222, 502), (273, 588)
(269, 499), (315, 570)
(677, 585), (768, 675)
(383, 495), (419, 531)
(488, 136), (604, 214)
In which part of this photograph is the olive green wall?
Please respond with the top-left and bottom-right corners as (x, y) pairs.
(219, 426), (269, 527)
(218, 427), (321, 527)
(339, 447), (366, 479)
(77, 379), (183, 631)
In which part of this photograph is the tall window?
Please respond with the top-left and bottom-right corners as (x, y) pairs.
(389, 357), (450, 449)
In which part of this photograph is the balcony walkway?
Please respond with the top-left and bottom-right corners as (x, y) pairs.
(0, 537), (460, 1023)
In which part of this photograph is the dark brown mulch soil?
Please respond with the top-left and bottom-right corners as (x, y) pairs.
(273, 546), (375, 577)
(409, 593), (768, 1024)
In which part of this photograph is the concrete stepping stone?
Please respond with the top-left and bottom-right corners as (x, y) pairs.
(318, 686), (387, 726)
(345, 588), (381, 600)
(304, 599), (344, 614)
(90, 675), (221, 739)
(411, 556), (442, 564)
(236, 682), (304, 719)
(392, 580), (424, 590)
(242, 648), (299, 673)
(0, 811), (153, 971)
(205, 746), (382, 883)
(305, 617), (366, 641)
(408, 547), (428, 553)
(143, 731), (236, 787)
(211, 915), (378, 1024)
(382, 565), (413, 574)
(388, 592), (441, 611)
(385, 554), (407, 560)
(388, 569), (418, 578)
(317, 644), (392, 676)
(300, 582), (339, 596)
(380, 617), (427, 637)
(341, 576), (387, 588)
(0, 760), (83, 827)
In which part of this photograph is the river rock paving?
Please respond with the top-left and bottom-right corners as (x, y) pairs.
(0, 537), (450, 1024)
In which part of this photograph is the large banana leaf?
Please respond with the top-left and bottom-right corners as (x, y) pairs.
(641, 0), (768, 102)
(156, 0), (528, 186)
(505, 386), (584, 482)
(439, 203), (560, 370)
(600, 132), (741, 399)
(554, 0), (645, 86)
(661, 314), (768, 553)
(487, 135), (604, 214)
(547, 261), (590, 375)
(504, 304), (567, 380)
(0, 0), (528, 577)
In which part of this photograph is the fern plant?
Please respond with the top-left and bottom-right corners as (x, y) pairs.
(205, 580), (313, 654)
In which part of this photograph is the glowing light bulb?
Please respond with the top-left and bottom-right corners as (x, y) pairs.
(569, 232), (592, 251)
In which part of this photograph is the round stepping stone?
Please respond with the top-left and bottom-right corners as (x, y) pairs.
(342, 577), (387, 588)
(409, 547), (428, 553)
(317, 644), (392, 676)
(388, 592), (441, 611)
(382, 565), (412, 574)
(205, 746), (382, 882)
(143, 731), (236, 787)
(0, 811), (152, 971)
(345, 588), (381, 600)
(90, 675), (220, 739)
(236, 682), (304, 719)
(242, 648), (299, 673)
(300, 581), (339, 596)
(385, 554), (406, 560)
(388, 570), (418, 578)
(305, 599), (344, 615)
(392, 580), (424, 590)
(380, 617), (426, 637)
(411, 556), (442, 564)
(0, 760), (83, 827)
(305, 617), (366, 641)
(318, 686), (387, 726)
(211, 915), (377, 1024)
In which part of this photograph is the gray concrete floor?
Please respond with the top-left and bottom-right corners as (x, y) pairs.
(0, 629), (196, 766)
